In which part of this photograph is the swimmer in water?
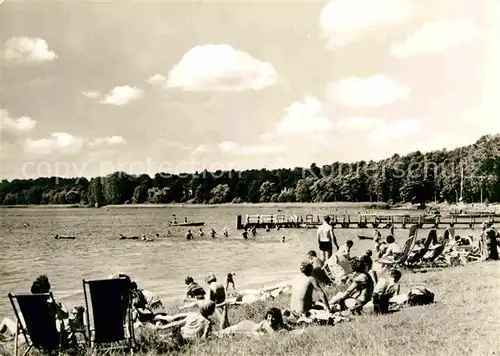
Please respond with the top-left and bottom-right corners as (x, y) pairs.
(242, 230), (248, 240)
(185, 217), (188, 223)
(282, 236), (285, 243)
(167, 230), (171, 237)
(223, 228), (229, 237)
(210, 228), (216, 239)
(186, 230), (194, 240)
(251, 226), (257, 237)
(199, 228), (204, 237)
(265, 225), (270, 232)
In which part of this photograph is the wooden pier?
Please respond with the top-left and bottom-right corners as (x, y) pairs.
(236, 212), (500, 230)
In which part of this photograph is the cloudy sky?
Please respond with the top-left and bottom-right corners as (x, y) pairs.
(1, 0), (499, 179)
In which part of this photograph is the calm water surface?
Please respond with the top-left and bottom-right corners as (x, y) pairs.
(0, 205), (472, 317)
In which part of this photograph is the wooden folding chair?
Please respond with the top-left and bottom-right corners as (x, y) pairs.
(8, 292), (65, 356)
(82, 277), (135, 355)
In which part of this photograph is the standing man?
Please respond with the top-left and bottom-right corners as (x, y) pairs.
(317, 215), (339, 262)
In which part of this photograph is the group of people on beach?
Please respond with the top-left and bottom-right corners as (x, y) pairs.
(4, 214), (497, 351)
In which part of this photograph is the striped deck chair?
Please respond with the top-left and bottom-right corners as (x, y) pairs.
(420, 244), (446, 264)
(406, 229), (436, 265)
(377, 224), (418, 268)
(8, 292), (66, 356)
(82, 277), (135, 354)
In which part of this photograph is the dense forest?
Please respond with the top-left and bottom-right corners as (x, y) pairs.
(1, 134), (499, 206)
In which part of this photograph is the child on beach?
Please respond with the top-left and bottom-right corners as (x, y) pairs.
(225, 273), (236, 291)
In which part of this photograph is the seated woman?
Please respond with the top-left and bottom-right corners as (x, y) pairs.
(325, 241), (354, 284)
(329, 259), (374, 315)
(129, 282), (169, 326)
(0, 275), (76, 346)
(379, 235), (403, 262)
(184, 276), (206, 302)
(372, 269), (402, 314)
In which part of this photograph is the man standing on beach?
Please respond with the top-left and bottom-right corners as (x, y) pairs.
(317, 215), (339, 262)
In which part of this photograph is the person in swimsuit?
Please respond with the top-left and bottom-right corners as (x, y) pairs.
(186, 230), (194, 240)
(329, 259), (374, 315)
(210, 228), (217, 238)
(317, 216), (339, 262)
(225, 273), (236, 291)
(372, 269), (402, 314)
(184, 276), (206, 300)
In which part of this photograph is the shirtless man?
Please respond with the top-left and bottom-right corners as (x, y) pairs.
(290, 261), (330, 314)
(317, 216), (339, 261)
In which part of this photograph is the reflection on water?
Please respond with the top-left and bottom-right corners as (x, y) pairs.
(0, 205), (474, 317)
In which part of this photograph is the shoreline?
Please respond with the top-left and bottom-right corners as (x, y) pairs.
(0, 201), (497, 213)
(0, 202), (391, 209)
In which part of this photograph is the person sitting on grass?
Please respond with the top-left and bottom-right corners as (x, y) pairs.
(184, 276), (206, 301)
(290, 261), (330, 315)
(372, 269), (402, 314)
(0, 275), (77, 346)
(130, 282), (167, 325)
(329, 259), (374, 315)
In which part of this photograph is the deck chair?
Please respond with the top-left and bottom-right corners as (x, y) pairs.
(82, 277), (135, 354)
(406, 229), (436, 265)
(8, 292), (65, 356)
(377, 224), (418, 267)
(420, 243), (446, 264)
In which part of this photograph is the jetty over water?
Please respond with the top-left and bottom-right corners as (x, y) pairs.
(236, 212), (500, 230)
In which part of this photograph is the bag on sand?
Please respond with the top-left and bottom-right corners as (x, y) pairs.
(407, 287), (435, 306)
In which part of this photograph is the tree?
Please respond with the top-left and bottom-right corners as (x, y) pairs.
(132, 185), (149, 204)
(209, 184), (231, 204)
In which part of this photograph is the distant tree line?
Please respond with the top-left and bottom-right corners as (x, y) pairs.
(1, 134), (499, 207)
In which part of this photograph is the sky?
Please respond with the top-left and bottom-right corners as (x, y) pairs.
(1, 0), (499, 180)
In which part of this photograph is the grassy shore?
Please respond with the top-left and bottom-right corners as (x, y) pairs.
(4, 261), (498, 356)
(144, 261), (500, 356)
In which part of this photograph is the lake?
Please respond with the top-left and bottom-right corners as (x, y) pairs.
(0, 203), (472, 318)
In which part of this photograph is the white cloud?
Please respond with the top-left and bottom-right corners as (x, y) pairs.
(1, 109), (36, 133)
(100, 86), (143, 105)
(24, 132), (84, 155)
(367, 118), (421, 141)
(167, 44), (277, 91)
(391, 20), (478, 58)
(334, 117), (384, 130)
(277, 96), (334, 135)
(2, 37), (57, 64)
(81, 91), (101, 99)
(192, 144), (211, 154)
(147, 74), (166, 84)
(320, 0), (415, 48)
(326, 75), (410, 107)
(88, 136), (126, 147)
(219, 141), (286, 155)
